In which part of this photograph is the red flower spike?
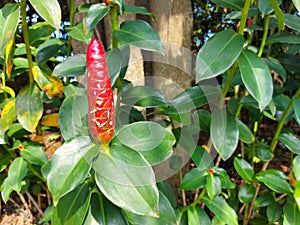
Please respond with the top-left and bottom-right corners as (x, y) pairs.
(86, 38), (115, 144)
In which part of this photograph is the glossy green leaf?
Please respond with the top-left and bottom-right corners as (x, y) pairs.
(213, 167), (236, 189)
(284, 13), (300, 31)
(20, 145), (48, 166)
(196, 29), (244, 82)
(121, 86), (168, 107)
(278, 53), (300, 75)
(257, 148), (274, 162)
(238, 50), (273, 111)
(125, 192), (176, 225)
(53, 54), (86, 77)
(293, 0), (300, 12)
(28, 22), (55, 47)
(191, 146), (214, 169)
(123, 5), (155, 18)
(158, 182), (177, 208)
(258, 0), (281, 17)
(114, 20), (164, 54)
(278, 133), (300, 154)
(94, 144), (159, 217)
(113, 121), (174, 165)
(169, 85), (220, 114)
(83, 192), (128, 225)
(254, 192), (275, 207)
(256, 169), (293, 194)
(1, 178), (13, 203)
(66, 22), (92, 44)
(294, 181), (300, 211)
(238, 184), (255, 204)
(267, 32), (300, 44)
(52, 182), (92, 225)
(47, 136), (96, 205)
(237, 120), (254, 143)
(180, 168), (208, 190)
(206, 174), (221, 200)
(210, 0), (243, 10)
(270, 0), (284, 31)
(16, 84), (43, 132)
(225, 8), (260, 20)
(0, 154), (12, 173)
(263, 57), (286, 82)
(0, 3), (19, 55)
(28, 0), (61, 30)
(283, 203), (300, 225)
(293, 96), (300, 124)
(83, 3), (109, 34)
(202, 196), (238, 225)
(58, 95), (88, 141)
(7, 157), (28, 193)
(0, 98), (16, 134)
(293, 156), (300, 181)
(233, 157), (255, 182)
(211, 109), (239, 160)
(106, 47), (123, 86)
(267, 202), (282, 224)
(36, 38), (65, 64)
(193, 109), (211, 132)
(187, 206), (211, 225)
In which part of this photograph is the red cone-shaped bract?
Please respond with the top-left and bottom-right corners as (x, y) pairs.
(86, 38), (114, 144)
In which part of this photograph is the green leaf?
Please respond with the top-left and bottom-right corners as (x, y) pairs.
(0, 3), (19, 55)
(113, 121), (174, 165)
(47, 136), (96, 205)
(7, 157), (28, 193)
(254, 192), (275, 207)
(125, 192), (176, 225)
(28, 0), (61, 30)
(83, 192), (129, 225)
(66, 22), (92, 44)
(58, 95), (88, 141)
(16, 84), (43, 132)
(169, 85), (221, 114)
(257, 148), (274, 162)
(237, 120), (254, 143)
(206, 174), (221, 200)
(54, 54), (86, 77)
(196, 29), (244, 82)
(294, 181), (300, 211)
(238, 184), (255, 204)
(269, 0), (284, 31)
(187, 206), (211, 225)
(202, 196), (238, 225)
(28, 22), (55, 47)
(106, 47), (123, 86)
(283, 203), (300, 225)
(36, 38), (65, 65)
(83, 3), (109, 34)
(94, 144), (159, 217)
(293, 156), (300, 181)
(293, 0), (300, 12)
(158, 182), (177, 208)
(278, 133), (300, 155)
(52, 182), (92, 225)
(267, 201), (282, 224)
(1, 178), (13, 203)
(258, 0), (282, 17)
(180, 168), (208, 190)
(121, 86), (168, 107)
(293, 96), (300, 124)
(0, 98), (16, 135)
(233, 157), (255, 182)
(123, 5), (155, 18)
(263, 57), (286, 82)
(238, 50), (273, 111)
(0, 154), (12, 173)
(256, 170), (293, 194)
(213, 167), (236, 189)
(114, 20), (164, 54)
(20, 145), (48, 166)
(284, 13), (300, 31)
(267, 32), (300, 44)
(211, 109), (239, 160)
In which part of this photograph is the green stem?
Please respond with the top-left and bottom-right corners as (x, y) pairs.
(238, 0), (252, 36)
(27, 163), (46, 182)
(243, 203), (249, 225)
(109, 6), (119, 49)
(181, 188), (206, 212)
(20, 0), (34, 84)
(257, 14), (270, 57)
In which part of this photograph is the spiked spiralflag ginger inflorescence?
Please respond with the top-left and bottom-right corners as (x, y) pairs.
(86, 38), (115, 144)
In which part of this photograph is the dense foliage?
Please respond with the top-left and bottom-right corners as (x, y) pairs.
(0, 0), (300, 224)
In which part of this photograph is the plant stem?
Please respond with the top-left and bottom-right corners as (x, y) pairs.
(238, 0), (252, 36)
(109, 6), (119, 49)
(20, 0), (34, 84)
(181, 188), (206, 212)
(257, 14), (270, 57)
